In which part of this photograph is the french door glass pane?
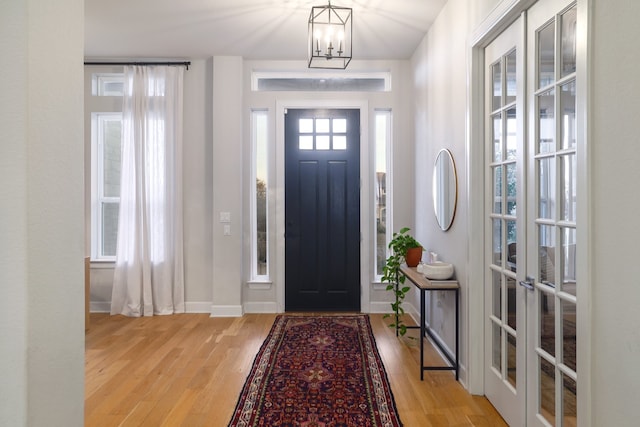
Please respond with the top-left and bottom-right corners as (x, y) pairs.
(540, 356), (556, 424)
(493, 270), (502, 319)
(539, 225), (556, 286)
(561, 227), (577, 296)
(507, 276), (517, 329)
(561, 153), (577, 222)
(538, 157), (555, 219)
(493, 166), (503, 213)
(493, 114), (503, 161)
(506, 50), (517, 105)
(506, 108), (517, 160)
(561, 8), (578, 78)
(560, 81), (577, 150)
(492, 61), (502, 111)
(507, 333), (517, 387)
(506, 163), (517, 215)
(540, 291), (555, 357)
(563, 373), (577, 424)
(493, 322), (502, 370)
(538, 89), (555, 153)
(493, 219), (503, 265)
(538, 23), (555, 88)
(562, 299), (577, 372)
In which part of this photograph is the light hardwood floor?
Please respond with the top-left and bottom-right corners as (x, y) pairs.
(85, 313), (507, 426)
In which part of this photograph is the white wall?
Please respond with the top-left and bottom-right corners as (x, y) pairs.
(211, 56), (244, 316)
(0, 0), (85, 425)
(410, 0), (501, 387)
(590, 1), (640, 424)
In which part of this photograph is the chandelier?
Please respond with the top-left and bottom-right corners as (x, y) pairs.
(308, 1), (352, 69)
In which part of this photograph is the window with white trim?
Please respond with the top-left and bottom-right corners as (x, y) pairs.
(91, 112), (122, 261)
(251, 110), (269, 279)
(374, 110), (392, 279)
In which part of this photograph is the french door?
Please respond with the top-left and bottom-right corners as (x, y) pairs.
(484, 1), (579, 425)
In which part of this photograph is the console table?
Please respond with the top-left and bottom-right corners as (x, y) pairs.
(397, 265), (459, 380)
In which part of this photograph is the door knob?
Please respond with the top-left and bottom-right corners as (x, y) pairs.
(519, 276), (535, 291)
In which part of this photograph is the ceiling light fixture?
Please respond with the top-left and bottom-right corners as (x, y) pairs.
(308, 1), (352, 69)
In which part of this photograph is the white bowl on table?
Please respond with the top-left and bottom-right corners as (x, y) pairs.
(423, 262), (454, 280)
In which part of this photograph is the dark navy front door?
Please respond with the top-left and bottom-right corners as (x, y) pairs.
(284, 108), (360, 311)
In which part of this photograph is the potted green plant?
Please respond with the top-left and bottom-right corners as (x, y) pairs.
(381, 227), (423, 336)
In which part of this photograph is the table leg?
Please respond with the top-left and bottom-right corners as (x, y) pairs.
(420, 289), (426, 381)
(455, 288), (459, 380)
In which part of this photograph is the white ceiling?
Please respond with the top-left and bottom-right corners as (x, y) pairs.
(84, 0), (447, 61)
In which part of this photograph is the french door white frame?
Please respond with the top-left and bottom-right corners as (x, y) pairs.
(466, 0), (591, 423)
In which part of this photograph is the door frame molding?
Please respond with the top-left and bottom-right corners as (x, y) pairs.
(275, 99), (370, 313)
(466, 3), (591, 425)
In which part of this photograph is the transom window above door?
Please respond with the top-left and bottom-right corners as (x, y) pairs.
(298, 117), (347, 151)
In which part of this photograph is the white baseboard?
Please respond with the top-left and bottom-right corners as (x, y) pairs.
(90, 302), (111, 313)
(210, 305), (244, 317)
(244, 301), (279, 313)
(91, 301), (216, 314)
(368, 301), (394, 313)
(185, 302), (213, 313)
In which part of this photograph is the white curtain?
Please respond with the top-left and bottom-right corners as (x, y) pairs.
(111, 65), (185, 317)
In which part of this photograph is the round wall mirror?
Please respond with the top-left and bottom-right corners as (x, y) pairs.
(432, 149), (458, 231)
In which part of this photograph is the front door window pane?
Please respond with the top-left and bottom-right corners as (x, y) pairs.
(299, 135), (313, 150)
(333, 135), (347, 150)
(316, 118), (330, 133)
(299, 118), (313, 133)
(333, 118), (346, 132)
(316, 135), (330, 150)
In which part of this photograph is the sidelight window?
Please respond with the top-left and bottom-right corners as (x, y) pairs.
(374, 110), (391, 279)
(252, 110), (269, 279)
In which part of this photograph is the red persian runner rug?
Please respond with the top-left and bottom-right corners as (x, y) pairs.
(228, 314), (403, 427)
